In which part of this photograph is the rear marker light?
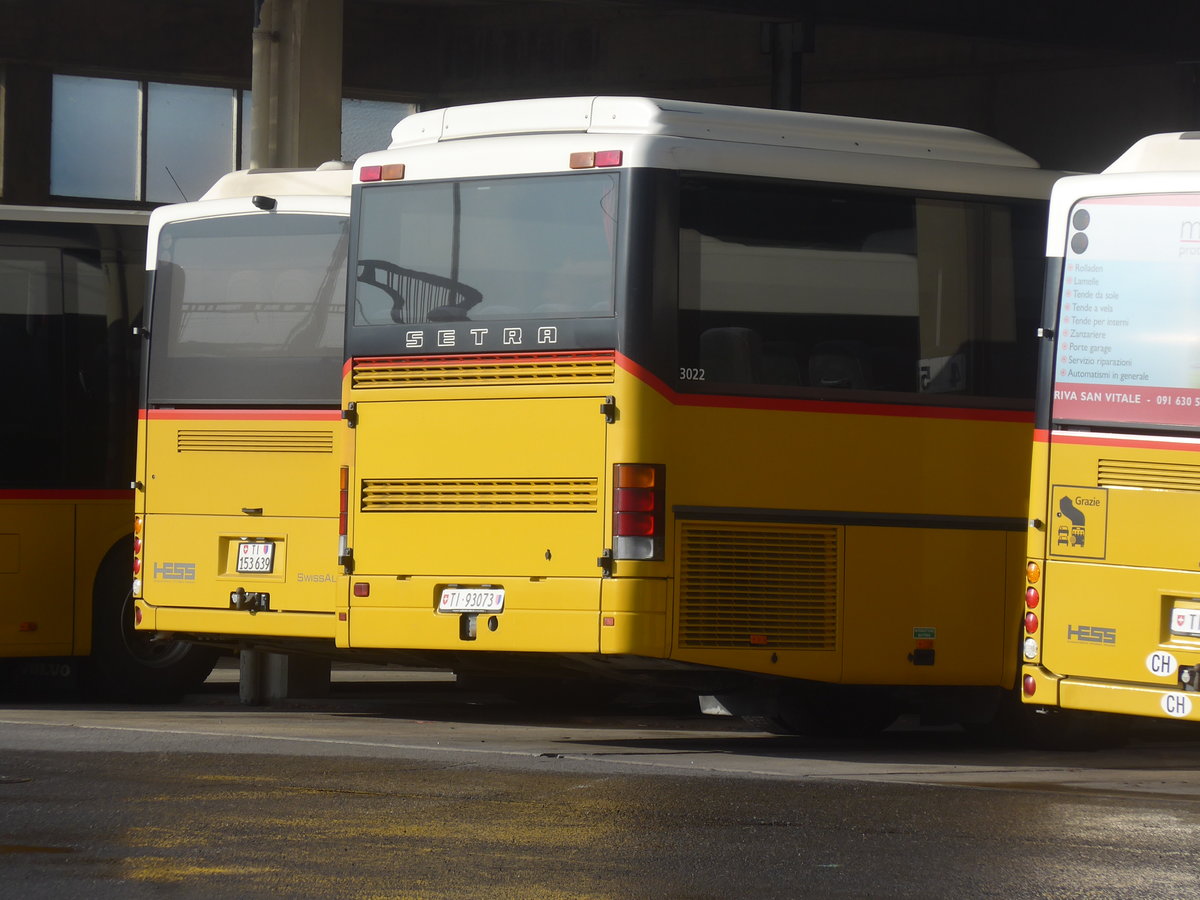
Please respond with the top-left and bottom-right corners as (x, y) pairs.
(360, 165), (382, 182)
(1025, 587), (1040, 609)
(1026, 561), (1041, 584)
(1022, 674), (1037, 697)
(1024, 611), (1039, 634)
(569, 150), (623, 169)
(18, 622), (36, 632)
(381, 163), (406, 180)
(353, 582), (370, 598)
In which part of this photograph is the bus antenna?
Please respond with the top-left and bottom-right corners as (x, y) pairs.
(164, 167), (189, 202)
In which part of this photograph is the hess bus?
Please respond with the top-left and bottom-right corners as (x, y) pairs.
(0, 205), (215, 699)
(132, 166), (352, 653)
(336, 96), (1060, 732)
(1023, 132), (1200, 724)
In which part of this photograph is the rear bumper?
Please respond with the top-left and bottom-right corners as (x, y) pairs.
(1022, 663), (1200, 721)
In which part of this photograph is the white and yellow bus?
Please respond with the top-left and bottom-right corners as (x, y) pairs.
(336, 96), (1059, 731)
(132, 165), (352, 654)
(0, 205), (216, 699)
(1024, 132), (1200, 724)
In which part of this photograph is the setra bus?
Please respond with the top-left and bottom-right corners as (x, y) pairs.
(0, 205), (216, 699)
(1023, 132), (1200, 725)
(132, 165), (352, 654)
(340, 96), (1057, 731)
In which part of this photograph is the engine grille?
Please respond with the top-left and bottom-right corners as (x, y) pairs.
(678, 521), (839, 650)
(1098, 458), (1200, 492)
(361, 477), (600, 512)
(176, 429), (334, 453)
(352, 351), (616, 389)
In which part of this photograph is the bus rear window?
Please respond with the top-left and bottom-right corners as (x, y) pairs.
(1051, 194), (1200, 427)
(352, 172), (618, 327)
(147, 213), (347, 406)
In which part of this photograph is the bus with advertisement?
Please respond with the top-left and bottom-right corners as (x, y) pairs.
(330, 96), (1061, 732)
(0, 205), (216, 699)
(131, 165), (353, 655)
(1023, 132), (1200, 725)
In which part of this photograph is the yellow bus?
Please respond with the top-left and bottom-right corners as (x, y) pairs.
(0, 205), (216, 699)
(132, 166), (352, 654)
(1023, 132), (1200, 725)
(337, 96), (1060, 732)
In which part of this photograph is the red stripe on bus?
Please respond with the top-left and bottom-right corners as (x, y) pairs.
(0, 489), (132, 500)
(615, 353), (1033, 424)
(1048, 431), (1200, 452)
(140, 409), (341, 421)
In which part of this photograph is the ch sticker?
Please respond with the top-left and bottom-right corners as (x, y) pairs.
(1049, 486), (1107, 559)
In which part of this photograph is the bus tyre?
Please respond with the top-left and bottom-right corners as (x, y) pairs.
(85, 538), (219, 702)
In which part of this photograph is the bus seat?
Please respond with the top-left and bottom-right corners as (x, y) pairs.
(700, 326), (762, 384)
(809, 340), (872, 389)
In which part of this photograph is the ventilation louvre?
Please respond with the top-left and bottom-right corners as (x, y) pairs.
(1098, 458), (1200, 492)
(679, 521), (839, 650)
(176, 429), (334, 453)
(361, 478), (599, 512)
(352, 351), (616, 389)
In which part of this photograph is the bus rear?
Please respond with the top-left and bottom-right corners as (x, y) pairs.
(341, 97), (1059, 726)
(1024, 133), (1200, 723)
(134, 167), (351, 650)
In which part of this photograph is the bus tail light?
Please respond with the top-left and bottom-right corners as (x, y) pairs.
(132, 516), (144, 597)
(338, 466), (352, 569)
(1022, 674), (1037, 697)
(612, 464), (664, 561)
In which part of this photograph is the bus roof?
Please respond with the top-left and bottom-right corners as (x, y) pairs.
(387, 96), (1039, 170)
(199, 162), (354, 200)
(1044, 133), (1200, 256)
(1103, 132), (1200, 174)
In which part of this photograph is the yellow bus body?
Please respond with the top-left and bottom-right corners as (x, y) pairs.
(136, 410), (342, 640)
(343, 354), (1028, 689)
(0, 492), (127, 657)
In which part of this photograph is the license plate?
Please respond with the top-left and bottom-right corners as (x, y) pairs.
(236, 541), (275, 574)
(1171, 607), (1200, 636)
(439, 587), (505, 613)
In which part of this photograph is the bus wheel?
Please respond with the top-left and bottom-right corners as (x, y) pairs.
(85, 539), (220, 702)
(745, 686), (900, 738)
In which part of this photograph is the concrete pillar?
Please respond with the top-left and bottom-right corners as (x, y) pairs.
(251, 0), (344, 169)
(240, 649), (332, 705)
(240, 0), (342, 704)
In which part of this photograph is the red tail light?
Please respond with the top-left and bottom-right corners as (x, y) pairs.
(612, 464), (664, 560)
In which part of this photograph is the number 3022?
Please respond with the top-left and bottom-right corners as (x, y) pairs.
(679, 367), (706, 382)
